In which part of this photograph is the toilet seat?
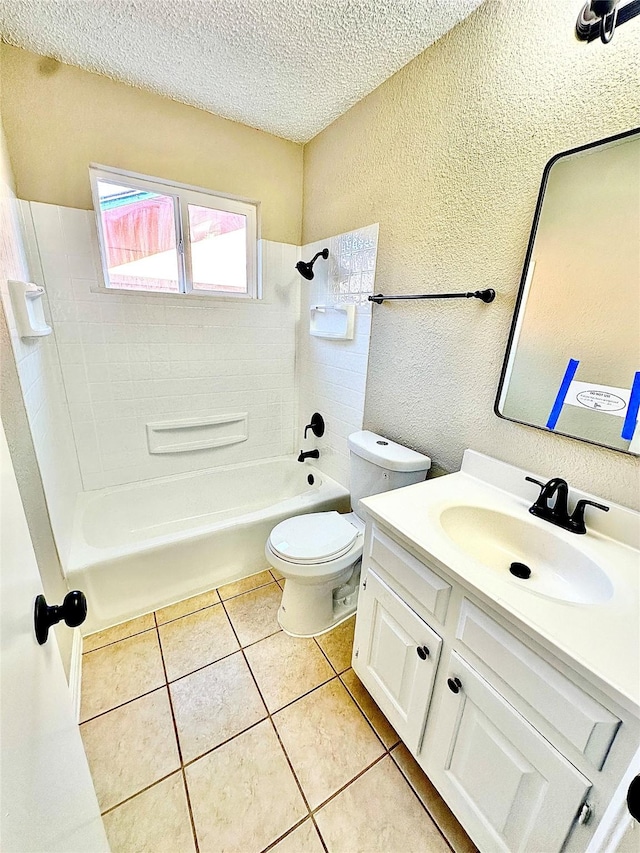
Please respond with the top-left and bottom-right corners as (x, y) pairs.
(269, 511), (358, 564)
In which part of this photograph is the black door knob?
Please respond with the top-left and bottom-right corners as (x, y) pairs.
(447, 677), (462, 694)
(34, 590), (87, 645)
(416, 646), (430, 660)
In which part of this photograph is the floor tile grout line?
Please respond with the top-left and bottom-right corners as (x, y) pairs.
(79, 637), (362, 743)
(310, 814), (330, 853)
(309, 751), (389, 817)
(332, 672), (389, 754)
(155, 620), (201, 853)
(156, 579), (277, 628)
(222, 596), (389, 853)
(79, 683), (168, 726)
(80, 628), (167, 721)
(155, 599), (219, 627)
(118, 613), (343, 771)
(219, 597), (318, 838)
(258, 816), (312, 853)
(177, 669), (357, 772)
(269, 717), (314, 813)
(254, 662), (345, 718)
(338, 672), (399, 754)
(389, 749), (461, 853)
(98, 769), (183, 817)
(181, 717), (268, 770)
(222, 600), (330, 852)
(81, 643), (249, 725)
(313, 637), (339, 674)
(83, 577), (278, 655)
(238, 625), (283, 650)
(82, 624), (156, 655)
(83, 582), (463, 852)
(179, 766), (201, 853)
(185, 597), (386, 804)
(163, 645), (242, 686)
(173, 674), (358, 772)
(219, 577), (278, 604)
(152, 569), (274, 624)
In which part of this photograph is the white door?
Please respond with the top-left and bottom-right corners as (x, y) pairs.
(423, 653), (591, 853)
(0, 422), (109, 852)
(353, 568), (442, 753)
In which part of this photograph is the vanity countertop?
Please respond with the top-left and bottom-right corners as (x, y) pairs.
(361, 451), (640, 713)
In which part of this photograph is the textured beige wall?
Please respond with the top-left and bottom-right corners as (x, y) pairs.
(0, 44), (303, 244)
(303, 0), (640, 508)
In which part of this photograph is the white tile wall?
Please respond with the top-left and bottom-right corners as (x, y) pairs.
(327, 224), (379, 306)
(20, 200), (375, 505)
(27, 202), (299, 490)
(297, 225), (377, 488)
(0, 195), (82, 567)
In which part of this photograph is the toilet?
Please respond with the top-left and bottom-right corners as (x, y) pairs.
(266, 430), (431, 636)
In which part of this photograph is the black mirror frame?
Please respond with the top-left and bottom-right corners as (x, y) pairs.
(493, 125), (640, 456)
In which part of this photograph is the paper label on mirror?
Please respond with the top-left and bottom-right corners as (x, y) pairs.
(565, 381), (631, 418)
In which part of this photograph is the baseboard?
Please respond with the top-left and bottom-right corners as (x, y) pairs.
(69, 628), (83, 722)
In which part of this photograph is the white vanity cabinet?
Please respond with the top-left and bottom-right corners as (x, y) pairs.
(352, 522), (639, 853)
(352, 568), (442, 753)
(425, 653), (591, 853)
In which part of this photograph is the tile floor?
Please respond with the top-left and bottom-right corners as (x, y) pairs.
(81, 570), (477, 853)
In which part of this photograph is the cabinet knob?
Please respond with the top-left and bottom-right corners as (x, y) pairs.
(628, 775), (640, 822)
(416, 645), (430, 660)
(447, 676), (462, 694)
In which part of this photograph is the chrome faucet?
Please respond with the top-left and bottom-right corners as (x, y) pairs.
(525, 476), (609, 534)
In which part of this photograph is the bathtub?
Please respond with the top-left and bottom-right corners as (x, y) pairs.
(66, 458), (350, 633)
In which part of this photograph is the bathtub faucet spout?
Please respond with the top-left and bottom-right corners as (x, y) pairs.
(298, 449), (320, 462)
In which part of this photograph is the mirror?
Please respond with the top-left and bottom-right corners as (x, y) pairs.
(496, 128), (640, 455)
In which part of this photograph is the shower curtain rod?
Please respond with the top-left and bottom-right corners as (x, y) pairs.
(368, 289), (495, 305)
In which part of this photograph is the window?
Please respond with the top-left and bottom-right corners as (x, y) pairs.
(89, 165), (259, 298)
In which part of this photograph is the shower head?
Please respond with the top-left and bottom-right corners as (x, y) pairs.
(295, 248), (329, 280)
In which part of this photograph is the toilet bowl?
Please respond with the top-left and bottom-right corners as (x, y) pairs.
(266, 511), (365, 636)
(265, 431), (431, 637)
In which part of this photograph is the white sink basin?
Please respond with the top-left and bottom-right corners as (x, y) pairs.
(439, 506), (614, 605)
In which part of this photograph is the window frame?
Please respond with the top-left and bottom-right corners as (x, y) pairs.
(89, 164), (260, 300)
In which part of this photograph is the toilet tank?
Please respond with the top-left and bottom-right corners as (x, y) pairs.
(347, 430), (431, 517)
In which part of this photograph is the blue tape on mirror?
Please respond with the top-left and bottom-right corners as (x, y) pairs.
(547, 359), (580, 430)
(621, 372), (640, 441)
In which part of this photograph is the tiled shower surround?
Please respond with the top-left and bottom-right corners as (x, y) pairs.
(25, 202), (300, 490)
(296, 227), (377, 486)
(1, 183), (81, 568)
(80, 570), (476, 853)
(22, 201), (377, 495)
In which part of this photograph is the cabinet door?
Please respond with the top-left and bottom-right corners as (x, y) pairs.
(353, 568), (441, 753)
(423, 653), (591, 853)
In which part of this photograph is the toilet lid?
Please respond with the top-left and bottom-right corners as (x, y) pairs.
(269, 512), (359, 564)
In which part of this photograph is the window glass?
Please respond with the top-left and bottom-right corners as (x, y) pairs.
(91, 167), (258, 298)
(96, 179), (180, 293)
(188, 205), (247, 292)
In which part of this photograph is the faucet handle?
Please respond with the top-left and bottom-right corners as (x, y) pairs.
(525, 477), (547, 513)
(304, 412), (325, 440)
(569, 499), (610, 534)
(525, 476), (546, 492)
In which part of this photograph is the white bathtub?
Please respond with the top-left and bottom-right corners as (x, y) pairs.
(66, 458), (349, 633)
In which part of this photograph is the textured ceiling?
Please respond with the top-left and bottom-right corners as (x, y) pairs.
(0, 0), (483, 142)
